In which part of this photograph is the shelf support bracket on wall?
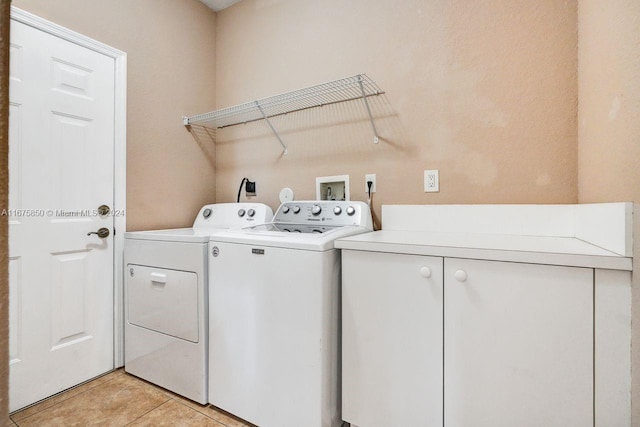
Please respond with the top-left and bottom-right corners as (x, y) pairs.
(256, 101), (288, 155)
(357, 75), (380, 144)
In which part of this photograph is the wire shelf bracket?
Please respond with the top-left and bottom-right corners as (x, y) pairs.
(255, 101), (288, 155)
(183, 74), (385, 154)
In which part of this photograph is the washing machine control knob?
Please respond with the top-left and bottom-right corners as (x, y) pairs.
(333, 206), (342, 215)
(247, 209), (256, 217)
(311, 205), (322, 216)
(346, 206), (356, 216)
(292, 206), (301, 214)
(281, 206), (290, 214)
(237, 209), (246, 217)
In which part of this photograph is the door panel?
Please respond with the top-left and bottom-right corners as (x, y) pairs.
(9, 19), (115, 411)
(342, 250), (444, 427)
(8, 257), (21, 365)
(8, 102), (21, 212)
(127, 265), (199, 343)
(50, 250), (91, 349)
(51, 113), (92, 211)
(444, 258), (593, 427)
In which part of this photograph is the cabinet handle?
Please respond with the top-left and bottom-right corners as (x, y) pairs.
(454, 269), (467, 282)
(419, 267), (432, 278)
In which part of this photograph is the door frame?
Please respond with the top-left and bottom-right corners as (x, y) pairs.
(10, 7), (127, 367)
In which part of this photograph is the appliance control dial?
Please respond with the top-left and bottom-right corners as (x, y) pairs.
(333, 206), (342, 215)
(292, 206), (301, 214)
(346, 206), (356, 216)
(247, 209), (256, 217)
(311, 205), (322, 216)
(282, 206), (290, 214)
(237, 209), (246, 217)
(203, 208), (212, 218)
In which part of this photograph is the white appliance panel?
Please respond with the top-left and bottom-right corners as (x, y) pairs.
(209, 242), (340, 427)
(127, 264), (199, 343)
(125, 321), (206, 402)
(124, 238), (208, 404)
(123, 203), (273, 405)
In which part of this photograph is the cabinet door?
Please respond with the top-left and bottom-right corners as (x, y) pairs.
(444, 258), (593, 427)
(342, 250), (443, 427)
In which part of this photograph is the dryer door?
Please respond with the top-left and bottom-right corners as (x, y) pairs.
(127, 264), (199, 342)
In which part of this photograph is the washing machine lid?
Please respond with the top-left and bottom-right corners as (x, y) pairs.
(210, 225), (371, 251)
(208, 201), (374, 250)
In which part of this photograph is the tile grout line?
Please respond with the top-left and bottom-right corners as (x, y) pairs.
(170, 396), (255, 427)
(207, 404), (257, 427)
(170, 399), (230, 427)
(121, 399), (173, 427)
(11, 370), (127, 423)
(13, 371), (252, 427)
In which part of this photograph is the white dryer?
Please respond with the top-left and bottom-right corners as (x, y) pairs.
(208, 201), (373, 427)
(124, 203), (273, 404)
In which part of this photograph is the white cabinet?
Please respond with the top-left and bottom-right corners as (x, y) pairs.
(342, 250), (443, 427)
(444, 258), (593, 427)
(342, 251), (594, 427)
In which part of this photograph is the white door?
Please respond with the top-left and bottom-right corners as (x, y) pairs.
(444, 258), (593, 427)
(9, 19), (115, 411)
(341, 250), (443, 427)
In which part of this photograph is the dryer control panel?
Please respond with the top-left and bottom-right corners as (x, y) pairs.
(193, 203), (273, 231)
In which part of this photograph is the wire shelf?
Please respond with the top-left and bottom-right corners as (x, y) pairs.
(183, 74), (384, 154)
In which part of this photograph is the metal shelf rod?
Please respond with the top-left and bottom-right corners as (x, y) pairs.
(256, 102), (288, 155)
(357, 76), (380, 144)
(183, 74), (385, 152)
(204, 92), (382, 130)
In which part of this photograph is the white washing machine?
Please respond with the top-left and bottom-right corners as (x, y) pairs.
(208, 201), (373, 427)
(124, 203), (273, 404)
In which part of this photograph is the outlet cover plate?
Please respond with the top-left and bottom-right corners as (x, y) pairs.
(424, 170), (439, 192)
(365, 174), (376, 193)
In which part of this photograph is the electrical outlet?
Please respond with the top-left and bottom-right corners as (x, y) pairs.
(424, 170), (439, 192)
(365, 174), (376, 193)
(245, 180), (256, 196)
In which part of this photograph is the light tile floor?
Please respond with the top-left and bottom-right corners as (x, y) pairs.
(10, 369), (255, 427)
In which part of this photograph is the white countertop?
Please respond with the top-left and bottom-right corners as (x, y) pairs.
(335, 230), (632, 271)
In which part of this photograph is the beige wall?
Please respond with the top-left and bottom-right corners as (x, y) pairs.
(577, 1), (640, 422)
(214, 0), (578, 221)
(12, 0), (217, 231)
(578, 0), (640, 204)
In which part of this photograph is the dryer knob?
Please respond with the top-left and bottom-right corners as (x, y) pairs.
(346, 206), (356, 216)
(292, 206), (301, 214)
(247, 209), (256, 217)
(311, 205), (322, 216)
(282, 206), (290, 214)
(333, 206), (342, 215)
(237, 209), (246, 217)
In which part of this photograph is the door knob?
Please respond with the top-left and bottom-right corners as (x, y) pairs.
(97, 205), (111, 216)
(87, 227), (110, 238)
